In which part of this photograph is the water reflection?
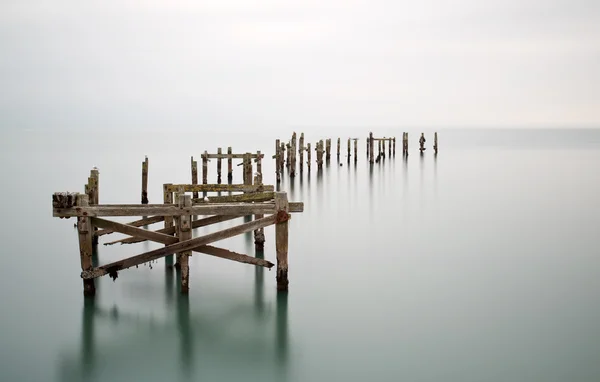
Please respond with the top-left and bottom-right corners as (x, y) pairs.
(59, 263), (291, 382)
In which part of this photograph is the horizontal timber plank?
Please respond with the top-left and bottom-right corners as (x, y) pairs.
(192, 192), (275, 204)
(96, 216), (164, 237)
(165, 184), (274, 193)
(82, 214), (283, 279)
(54, 202), (304, 217)
(92, 217), (273, 268)
(202, 153), (264, 159)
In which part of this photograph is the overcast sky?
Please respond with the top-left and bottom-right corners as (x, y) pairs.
(1, 0), (599, 130)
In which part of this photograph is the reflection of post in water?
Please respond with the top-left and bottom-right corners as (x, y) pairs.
(165, 260), (175, 307)
(289, 172), (295, 201)
(81, 297), (96, 379)
(244, 215), (253, 251)
(276, 292), (289, 373)
(177, 293), (193, 379)
(254, 248), (265, 318)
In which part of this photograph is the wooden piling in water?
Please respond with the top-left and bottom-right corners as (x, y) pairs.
(254, 174), (265, 249)
(299, 133), (304, 173)
(256, 151), (262, 179)
(191, 157), (198, 199)
(217, 148), (222, 184)
(419, 133), (426, 152)
(227, 147), (233, 184)
(290, 135), (296, 178)
(316, 140), (324, 169)
(347, 138), (351, 159)
(306, 143), (311, 171)
(141, 156), (149, 204)
(382, 138), (386, 159)
(366, 137), (370, 158)
(393, 138), (396, 156)
(369, 132), (374, 163)
(244, 153), (253, 185)
(274, 192), (289, 291)
(388, 138), (392, 157)
(177, 194), (192, 294)
(76, 194), (95, 296)
(87, 168), (100, 244)
(163, 184), (174, 267)
(337, 138), (340, 158)
(354, 138), (358, 162)
(325, 139), (331, 160)
(434, 132), (438, 154)
(275, 139), (281, 182)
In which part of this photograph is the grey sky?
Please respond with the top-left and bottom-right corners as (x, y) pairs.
(1, 0), (599, 130)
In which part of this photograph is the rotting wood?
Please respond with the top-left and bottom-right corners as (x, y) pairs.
(202, 151), (208, 184)
(81, 214), (285, 279)
(53, 192), (78, 209)
(434, 132), (438, 154)
(191, 157), (198, 199)
(393, 137), (396, 155)
(217, 147), (222, 184)
(193, 192), (274, 204)
(274, 192), (289, 291)
(96, 216), (164, 237)
(306, 143), (311, 171)
(141, 156), (149, 204)
(325, 139), (331, 160)
(253, 174), (266, 249)
(77, 194), (96, 295)
(105, 214), (242, 245)
(227, 147), (233, 184)
(255, 150), (262, 178)
(337, 137), (341, 158)
(54, 202), (304, 217)
(275, 139), (281, 182)
(298, 134), (304, 173)
(163, 183), (174, 267)
(165, 184), (274, 193)
(354, 138), (358, 162)
(369, 132), (374, 163)
(178, 195), (192, 293)
(347, 138), (351, 159)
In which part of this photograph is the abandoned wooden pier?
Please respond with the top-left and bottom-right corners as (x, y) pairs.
(53, 157), (304, 297)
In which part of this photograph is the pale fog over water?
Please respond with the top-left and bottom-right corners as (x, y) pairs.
(0, 127), (599, 382)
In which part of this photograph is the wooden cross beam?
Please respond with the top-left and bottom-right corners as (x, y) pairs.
(96, 216), (164, 237)
(104, 214), (242, 245)
(82, 213), (288, 279)
(53, 201), (304, 217)
(164, 184), (273, 193)
(192, 192), (275, 204)
(91, 217), (274, 269)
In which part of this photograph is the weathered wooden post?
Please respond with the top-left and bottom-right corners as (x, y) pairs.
(76, 194), (95, 296)
(378, 139), (382, 157)
(275, 139), (281, 182)
(141, 156), (149, 204)
(217, 147), (222, 184)
(254, 174), (266, 249)
(317, 140), (324, 169)
(419, 133), (426, 152)
(191, 157), (198, 199)
(354, 138), (358, 162)
(274, 192), (289, 291)
(256, 150), (262, 178)
(87, 168), (100, 244)
(388, 138), (392, 157)
(299, 133), (304, 173)
(227, 147), (233, 184)
(369, 132), (374, 163)
(290, 133), (296, 177)
(347, 138), (351, 159)
(393, 138), (396, 156)
(366, 136), (370, 158)
(164, 183), (174, 268)
(337, 138), (341, 159)
(202, 151), (208, 184)
(177, 194), (192, 294)
(306, 143), (311, 171)
(244, 153), (253, 185)
(382, 138), (386, 159)
(325, 139), (331, 160)
(280, 142), (286, 175)
(434, 132), (438, 154)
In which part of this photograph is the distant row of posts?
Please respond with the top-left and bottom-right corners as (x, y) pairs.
(275, 131), (438, 182)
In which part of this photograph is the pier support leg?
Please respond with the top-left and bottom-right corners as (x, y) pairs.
(253, 174), (266, 249)
(77, 194), (96, 296)
(163, 184), (174, 268)
(177, 195), (192, 294)
(274, 192), (289, 291)
(191, 157), (198, 199)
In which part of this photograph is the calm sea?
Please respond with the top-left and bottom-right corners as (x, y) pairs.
(1, 127), (599, 382)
